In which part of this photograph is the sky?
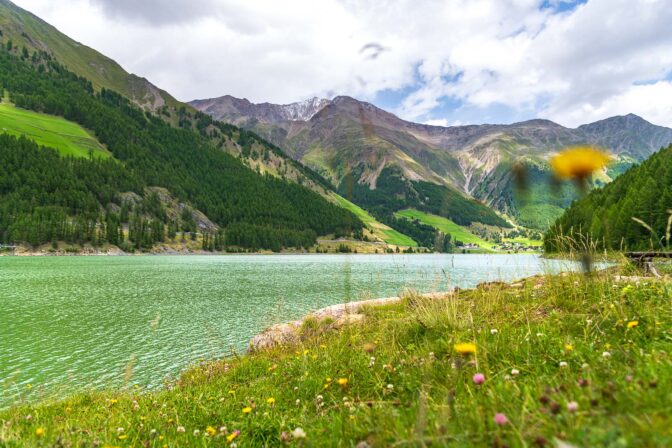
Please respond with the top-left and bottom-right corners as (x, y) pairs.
(12, 0), (672, 127)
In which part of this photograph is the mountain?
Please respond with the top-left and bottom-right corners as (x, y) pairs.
(190, 95), (330, 125)
(191, 95), (672, 228)
(0, 3), (366, 252)
(0, 0), (178, 110)
(545, 144), (672, 251)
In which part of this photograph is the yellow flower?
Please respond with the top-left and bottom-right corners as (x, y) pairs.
(242, 406), (252, 414)
(627, 320), (639, 329)
(35, 427), (45, 438)
(226, 431), (239, 442)
(454, 342), (477, 355)
(118, 434), (128, 440)
(337, 378), (348, 387)
(266, 397), (275, 405)
(109, 398), (118, 405)
(565, 344), (574, 351)
(206, 426), (217, 436)
(228, 390), (236, 395)
(550, 146), (611, 181)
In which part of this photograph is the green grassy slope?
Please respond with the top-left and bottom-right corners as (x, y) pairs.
(0, 0), (179, 110)
(0, 98), (109, 159)
(396, 208), (495, 249)
(1, 271), (669, 446)
(331, 193), (417, 246)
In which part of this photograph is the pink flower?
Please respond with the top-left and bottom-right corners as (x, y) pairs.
(567, 401), (579, 412)
(494, 413), (508, 426)
(472, 373), (485, 385)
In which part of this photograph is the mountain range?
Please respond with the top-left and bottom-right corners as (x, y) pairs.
(190, 95), (672, 228)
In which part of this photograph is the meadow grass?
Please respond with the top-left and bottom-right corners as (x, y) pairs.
(0, 99), (110, 159)
(395, 209), (496, 250)
(331, 194), (417, 247)
(0, 268), (670, 447)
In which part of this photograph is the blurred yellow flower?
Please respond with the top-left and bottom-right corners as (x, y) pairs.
(267, 397), (275, 405)
(565, 344), (574, 351)
(242, 407), (252, 414)
(35, 427), (45, 438)
(627, 320), (639, 329)
(206, 426), (216, 436)
(337, 378), (348, 387)
(454, 342), (477, 355)
(227, 431), (239, 442)
(551, 146), (611, 181)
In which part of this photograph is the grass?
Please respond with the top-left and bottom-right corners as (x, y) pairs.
(395, 209), (496, 250)
(1, 267), (670, 446)
(0, 98), (110, 159)
(331, 193), (417, 247)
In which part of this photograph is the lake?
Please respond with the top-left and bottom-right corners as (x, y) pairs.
(0, 254), (583, 407)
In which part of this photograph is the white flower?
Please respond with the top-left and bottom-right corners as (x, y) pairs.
(295, 399), (301, 406)
(602, 351), (611, 358)
(176, 426), (185, 433)
(219, 426), (227, 433)
(511, 369), (520, 376)
(387, 384), (394, 390)
(490, 329), (498, 335)
(536, 333), (544, 337)
(117, 428), (125, 434)
(150, 429), (157, 436)
(193, 429), (200, 437)
(581, 363), (589, 370)
(559, 361), (568, 368)
(292, 427), (307, 439)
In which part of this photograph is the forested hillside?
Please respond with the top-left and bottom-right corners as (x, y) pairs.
(544, 145), (672, 251)
(0, 45), (363, 251)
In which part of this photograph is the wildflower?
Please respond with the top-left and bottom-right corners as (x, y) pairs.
(511, 369), (520, 376)
(26, 383), (32, 389)
(387, 384), (394, 391)
(625, 375), (633, 382)
(550, 146), (611, 182)
(193, 429), (200, 437)
(219, 426), (227, 433)
(368, 356), (375, 367)
(295, 399), (301, 406)
(35, 427), (45, 438)
(337, 378), (348, 387)
(266, 397), (275, 405)
(292, 427), (307, 439)
(494, 413), (509, 426)
(109, 398), (118, 405)
(490, 329), (498, 335)
(242, 406), (252, 414)
(472, 373), (485, 385)
(565, 344), (573, 352)
(268, 364), (277, 372)
(454, 342), (477, 355)
(567, 401), (579, 412)
(150, 429), (158, 437)
(118, 434), (128, 440)
(117, 427), (125, 434)
(228, 390), (235, 395)
(227, 430), (240, 442)
(578, 378), (589, 388)
(559, 361), (568, 368)
(627, 321), (639, 329)
(177, 426), (185, 433)
(206, 426), (216, 436)
(602, 351), (611, 358)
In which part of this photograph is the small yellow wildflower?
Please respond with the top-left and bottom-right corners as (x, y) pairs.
(242, 407), (252, 414)
(109, 398), (118, 405)
(26, 384), (32, 389)
(454, 342), (477, 355)
(337, 378), (349, 387)
(227, 430), (240, 442)
(551, 146), (611, 181)
(326, 377), (332, 382)
(118, 434), (128, 440)
(267, 397), (276, 405)
(35, 427), (45, 438)
(627, 321), (639, 329)
(206, 426), (217, 436)
(565, 344), (574, 352)
(228, 390), (235, 395)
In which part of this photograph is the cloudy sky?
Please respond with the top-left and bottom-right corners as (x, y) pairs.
(13, 0), (672, 127)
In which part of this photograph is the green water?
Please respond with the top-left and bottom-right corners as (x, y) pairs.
(0, 254), (580, 406)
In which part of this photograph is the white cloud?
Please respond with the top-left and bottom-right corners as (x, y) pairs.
(11, 0), (672, 127)
(423, 118), (450, 127)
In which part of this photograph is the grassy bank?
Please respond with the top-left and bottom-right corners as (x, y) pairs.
(1, 268), (670, 446)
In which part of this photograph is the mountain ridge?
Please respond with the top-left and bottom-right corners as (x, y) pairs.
(190, 93), (672, 228)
